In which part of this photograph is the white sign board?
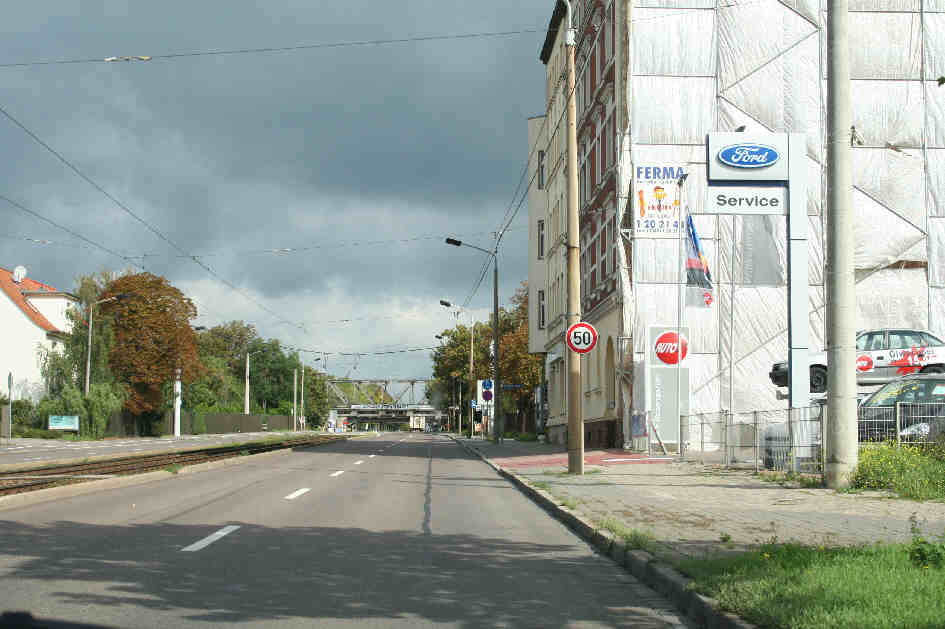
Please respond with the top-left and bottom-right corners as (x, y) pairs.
(633, 164), (686, 237)
(704, 185), (788, 215)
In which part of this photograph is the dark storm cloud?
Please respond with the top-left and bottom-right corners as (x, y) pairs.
(0, 1), (551, 375)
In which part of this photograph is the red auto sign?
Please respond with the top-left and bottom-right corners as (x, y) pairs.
(655, 331), (688, 365)
(856, 355), (873, 372)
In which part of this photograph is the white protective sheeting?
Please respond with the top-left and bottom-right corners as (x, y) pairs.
(621, 0), (937, 420)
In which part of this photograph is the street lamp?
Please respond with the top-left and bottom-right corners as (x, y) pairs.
(84, 293), (128, 395)
(244, 349), (264, 415)
(441, 299), (476, 438)
(444, 235), (502, 443)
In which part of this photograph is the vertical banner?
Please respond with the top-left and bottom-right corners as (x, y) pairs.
(633, 164), (686, 237)
(644, 326), (691, 446)
(685, 215), (714, 308)
(740, 215), (784, 286)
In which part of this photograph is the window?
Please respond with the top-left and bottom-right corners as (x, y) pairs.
(889, 330), (926, 350)
(538, 290), (546, 329)
(856, 331), (887, 351)
(537, 220), (545, 259)
(924, 333), (944, 346)
(537, 150), (545, 190)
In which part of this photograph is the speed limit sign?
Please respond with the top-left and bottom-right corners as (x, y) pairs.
(566, 322), (598, 354)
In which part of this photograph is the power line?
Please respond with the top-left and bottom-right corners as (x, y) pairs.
(285, 344), (439, 357)
(0, 101), (308, 333)
(0, 28), (547, 69)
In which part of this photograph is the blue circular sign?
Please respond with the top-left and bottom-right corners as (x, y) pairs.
(482, 379), (493, 390)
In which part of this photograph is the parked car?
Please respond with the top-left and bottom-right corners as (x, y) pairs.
(856, 374), (945, 442)
(762, 374), (945, 469)
(769, 328), (945, 393)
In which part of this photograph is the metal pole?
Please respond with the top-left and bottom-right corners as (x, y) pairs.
(676, 179), (685, 455)
(563, 0), (583, 475)
(244, 353), (250, 415)
(293, 368), (298, 431)
(84, 301), (94, 396)
(493, 253), (501, 443)
(729, 216), (736, 424)
(300, 366), (305, 431)
(173, 368), (182, 438)
(753, 410), (759, 474)
(895, 401), (901, 447)
(825, 0), (858, 488)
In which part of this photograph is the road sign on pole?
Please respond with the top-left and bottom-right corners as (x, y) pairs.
(566, 322), (599, 354)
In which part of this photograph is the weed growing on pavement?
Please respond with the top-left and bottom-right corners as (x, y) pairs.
(239, 449), (250, 456)
(531, 481), (552, 492)
(719, 532), (732, 543)
(907, 513), (945, 569)
(759, 470), (823, 488)
(164, 463), (183, 474)
(559, 496), (580, 510)
(595, 516), (655, 551)
(679, 540), (945, 629)
(852, 443), (945, 501)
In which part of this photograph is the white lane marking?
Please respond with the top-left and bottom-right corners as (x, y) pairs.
(600, 457), (673, 462)
(369, 454), (376, 458)
(330, 470), (344, 477)
(354, 460), (364, 465)
(284, 488), (311, 500)
(181, 525), (240, 552)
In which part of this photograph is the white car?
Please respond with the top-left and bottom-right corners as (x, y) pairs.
(769, 328), (945, 393)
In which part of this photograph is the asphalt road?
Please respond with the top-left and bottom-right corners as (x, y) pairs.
(0, 431), (326, 466)
(0, 433), (690, 628)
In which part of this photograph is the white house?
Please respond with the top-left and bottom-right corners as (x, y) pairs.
(0, 265), (78, 401)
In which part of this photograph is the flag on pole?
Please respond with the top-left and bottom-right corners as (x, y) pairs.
(685, 216), (713, 308)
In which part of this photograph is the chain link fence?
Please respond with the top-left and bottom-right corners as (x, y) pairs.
(679, 401), (945, 473)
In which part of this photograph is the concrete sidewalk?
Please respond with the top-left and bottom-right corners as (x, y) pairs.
(455, 436), (945, 563)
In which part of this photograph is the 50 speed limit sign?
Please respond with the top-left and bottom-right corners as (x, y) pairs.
(566, 322), (598, 354)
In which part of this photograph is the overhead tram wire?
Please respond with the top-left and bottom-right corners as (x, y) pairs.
(460, 9), (610, 308)
(0, 102), (307, 333)
(0, 28), (548, 69)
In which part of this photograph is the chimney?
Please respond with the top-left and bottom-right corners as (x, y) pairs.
(12, 266), (27, 284)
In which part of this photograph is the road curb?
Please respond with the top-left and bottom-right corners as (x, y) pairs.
(449, 435), (758, 629)
(0, 438), (343, 512)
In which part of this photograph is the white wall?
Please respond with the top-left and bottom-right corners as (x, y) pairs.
(27, 296), (73, 333)
(0, 290), (51, 402)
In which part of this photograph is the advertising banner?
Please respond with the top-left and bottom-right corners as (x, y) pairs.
(645, 326), (691, 445)
(685, 216), (714, 308)
(633, 164), (686, 237)
(48, 415), (79, 431)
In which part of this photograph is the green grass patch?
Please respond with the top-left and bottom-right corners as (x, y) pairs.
(559, 496), (579, 509)
(759, 470), (823, 489)
(530, 480), (552, 492)
(679, 540), (945, 629)
(596, 516), (655, 551)
(164, 463), (183, 474)
(852, 443), (945, 501)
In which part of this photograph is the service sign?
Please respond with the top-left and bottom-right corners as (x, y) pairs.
(707, 133), (789, 182)
(633, 164), (686, 237)
(704, 184), (787, 215)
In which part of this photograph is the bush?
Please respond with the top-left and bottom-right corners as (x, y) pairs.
(33, 386), (86, 430)
(12, 425), (67, 439)
(853, 443), (945, 500)
(11, 399), (34, 426)
(516, 432), (539, 442)
(84, 382), (124, 439)
(193, 414), (207, 435)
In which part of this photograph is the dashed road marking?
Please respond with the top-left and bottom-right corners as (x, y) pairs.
(369, 454), (376, 458)
(181, 525), (240, 552)
(284, 488), (311, 500)
(330, 470), (344, 477)
(354, 460), (363, 465)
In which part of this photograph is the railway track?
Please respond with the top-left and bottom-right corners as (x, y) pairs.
(0, 434), (345, 497)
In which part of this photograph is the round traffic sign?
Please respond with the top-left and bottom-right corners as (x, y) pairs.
(482, 390), (493, 401)
(856, 355), (873, 372)
(566, 322), (598, 354)
(654, 331), (688, 365)
(482, 379), (493, 390)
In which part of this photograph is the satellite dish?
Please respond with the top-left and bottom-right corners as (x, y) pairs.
(12, 266), (27, 284)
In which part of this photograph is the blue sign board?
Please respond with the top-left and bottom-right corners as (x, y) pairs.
(717, 144), (780, 169)
(482, 379), (493, 390)
(470, 400), (477, 408)
(48, 415), (79, 431)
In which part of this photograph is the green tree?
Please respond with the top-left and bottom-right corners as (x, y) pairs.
(84, 382), (125, 438)
(301, 366), (330, 427)
(34, 385), (86, 430)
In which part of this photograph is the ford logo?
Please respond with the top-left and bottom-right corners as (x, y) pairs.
(717, 144), (780, 169)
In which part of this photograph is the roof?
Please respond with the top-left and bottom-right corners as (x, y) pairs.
(0, 266), (69, 333)
(540, 1), (566, 64)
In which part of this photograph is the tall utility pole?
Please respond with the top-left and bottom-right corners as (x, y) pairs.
(293, 368), (298, 431)
(563, 0), (584, 474)
(492, 242), (501, 443)
(300, 366), (305, 431)
(825, 0), (857, 488)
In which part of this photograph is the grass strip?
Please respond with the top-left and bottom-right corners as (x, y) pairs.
(678, 542), (945, 629)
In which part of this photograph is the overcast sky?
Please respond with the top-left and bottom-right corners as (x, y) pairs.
(0, 1), (551, 385)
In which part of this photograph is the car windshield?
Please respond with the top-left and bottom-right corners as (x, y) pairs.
(862, 379), (945, 406)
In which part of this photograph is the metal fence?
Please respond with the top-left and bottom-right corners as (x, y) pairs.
(681, 406), (824, 473)
(680, 401), (945, 473)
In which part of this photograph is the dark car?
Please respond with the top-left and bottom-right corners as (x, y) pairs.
(856, 375), (945, 442)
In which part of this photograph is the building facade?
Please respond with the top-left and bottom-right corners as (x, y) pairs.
(0, 266), (77, 402)
(528, 0), (943, 451)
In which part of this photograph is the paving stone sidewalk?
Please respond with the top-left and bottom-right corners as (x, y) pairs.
(457, 436), (945, 562)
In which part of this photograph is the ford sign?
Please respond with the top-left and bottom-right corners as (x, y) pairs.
(717, 144), (780, 169)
